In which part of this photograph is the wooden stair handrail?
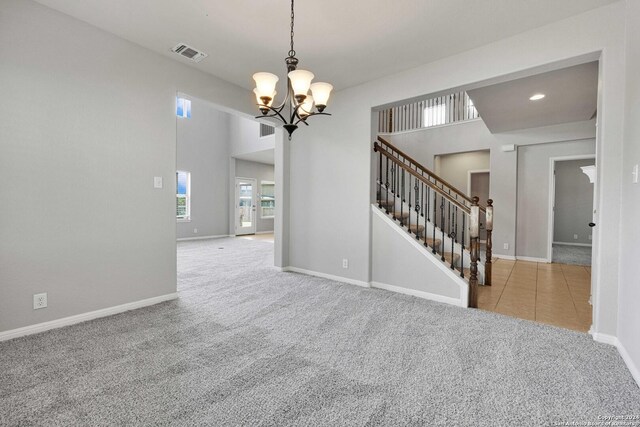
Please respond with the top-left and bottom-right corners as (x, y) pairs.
(377, 136), (485, 213)
(374, 142), (472, 215)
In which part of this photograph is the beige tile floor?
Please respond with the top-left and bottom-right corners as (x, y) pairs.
(237, 233), (274, 242)
(478, 259), (592, 332)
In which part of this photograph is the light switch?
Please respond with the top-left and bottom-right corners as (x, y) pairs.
(632, 164), (639, 184)
(154, 176), (163, 189)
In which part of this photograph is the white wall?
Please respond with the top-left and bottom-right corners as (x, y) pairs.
(230, 115), (275, 158)
(617, 0), (640, 384)
(0, 0), (252, 333)
(177, 96), (231, 239)
(286, 3), (626, 339)
(516, 140), (595, 259)
(234, 159), (275, 233)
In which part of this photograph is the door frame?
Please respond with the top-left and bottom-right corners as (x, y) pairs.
(235, 177), (257, 236)
(466, 169), (490, 198)
(547, 154), (596, 263)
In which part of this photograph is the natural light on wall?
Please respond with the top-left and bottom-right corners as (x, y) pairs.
(176, 97), (191, 119)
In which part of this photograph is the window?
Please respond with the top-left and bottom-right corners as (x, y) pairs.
(424, 102), (447, 127)
(260, 123), (275, 138)
(260, 181), (275, 218)
(176, 171), (190, 221)
(176, 97), (191, 119)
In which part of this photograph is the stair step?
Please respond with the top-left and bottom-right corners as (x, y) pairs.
(424, 238), (441, 248)
(408, 224), (425, 234)
(392, 211), (410, 220)
(436, 251), (461, 266)
(377, 199), (395, 208)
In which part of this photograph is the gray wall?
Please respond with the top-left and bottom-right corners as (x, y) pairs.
(230, 115), (275, 158)
(553, 159), (595, 245)
(0, 0), (252, 333)
(618, 0), (640, 382)
(234, 159), (275, 233)
(372, 209), (462, 302)
(387, 120), (595, 259)
(177, 96), (231, 239)
(516, 140), (595, 259)
(434, 150), (490, 195)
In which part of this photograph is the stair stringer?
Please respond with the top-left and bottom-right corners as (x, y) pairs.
(371, 205), (469, 308)
(377, 190), (485, 283)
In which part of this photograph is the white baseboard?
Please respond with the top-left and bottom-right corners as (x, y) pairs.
(493, 254), (516, 260)
(0, 293), (179, 342)
(553, 241), (593, 247)
(281, 266), (370, 288)
(617, 340), (640, 388)
(177, 234), (231, 242)
(371, 281), (466, 308)
(255, 230), (274, 235)
(592, 332), (618, 346)
(516, 256), (550, 263)
(592, 332), (640, 388)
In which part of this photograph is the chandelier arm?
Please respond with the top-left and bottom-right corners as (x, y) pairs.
(254, 104), (289, 125)
(293, 112), (332, 126)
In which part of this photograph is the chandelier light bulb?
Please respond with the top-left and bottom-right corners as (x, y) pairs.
(298, 94), (315, 117)
(288, 70), (314, 101)
(253, 72), (279, 98)
(253, 88), (276, 107)
(310, 82), (333, 111)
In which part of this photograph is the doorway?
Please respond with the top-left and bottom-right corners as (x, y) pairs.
(468, 170), (490, 242)
(548, 156), (595, 266)
(235, 177), (257, 235)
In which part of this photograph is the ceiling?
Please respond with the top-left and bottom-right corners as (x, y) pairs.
(234, 149), (275, 166)
(467, 62), (598, 133)
(34, 0), (616, 91)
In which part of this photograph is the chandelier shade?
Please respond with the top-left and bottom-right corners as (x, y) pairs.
(251, 0), (332, 139)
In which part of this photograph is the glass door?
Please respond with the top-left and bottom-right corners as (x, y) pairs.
(235, 177), (257, 235)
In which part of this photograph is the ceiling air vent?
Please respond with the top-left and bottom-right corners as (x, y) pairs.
(171, 43), (208, 63)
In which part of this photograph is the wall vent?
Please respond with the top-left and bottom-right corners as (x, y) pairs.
(260, 123), (275, 138)
(171, 43), (208, 63)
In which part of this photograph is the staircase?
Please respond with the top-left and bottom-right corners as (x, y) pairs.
(373, 136), (494, 308)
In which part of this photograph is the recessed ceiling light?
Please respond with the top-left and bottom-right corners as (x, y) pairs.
(529, 93), (545, 101)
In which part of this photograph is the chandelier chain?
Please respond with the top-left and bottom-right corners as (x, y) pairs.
(288, 0), (296, 58)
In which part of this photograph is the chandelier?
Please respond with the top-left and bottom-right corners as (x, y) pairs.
(252, 0), (333, 139)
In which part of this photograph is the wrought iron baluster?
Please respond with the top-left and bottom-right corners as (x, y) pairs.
(432, 192), (437, 254)
(378, 150), (383, 209)
(400, 168), (405, 226)
(440, 198), (445, 261)
(384, 155), (389, 213)
(449, 203), (455, 269)
(408, 175), (412, 231)
(414, 179), (420, 239)
(461, 215), (466, 278)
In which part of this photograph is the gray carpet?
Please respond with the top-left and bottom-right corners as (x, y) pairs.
(1, 237), (638, 426)
(552, 243), (592, 266)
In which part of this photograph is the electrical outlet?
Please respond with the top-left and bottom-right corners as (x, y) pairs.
(193, 228), (198, 234)
(342, 259), (349, 269)
(588, 235), (592, 240)
(33, 293), (47, 310)
(153, 176), (163, 189)
(574, 234), (578, 240)
(503, 243), (509, 250)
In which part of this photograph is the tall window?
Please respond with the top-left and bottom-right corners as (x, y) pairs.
(176, 97), (191, 119)
(260, 181), (275, 219)
(176, 171), (190, 221)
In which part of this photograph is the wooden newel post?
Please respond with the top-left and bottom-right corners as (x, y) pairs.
(485, 199), (493, 287)
(469, 196), (480, 308)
